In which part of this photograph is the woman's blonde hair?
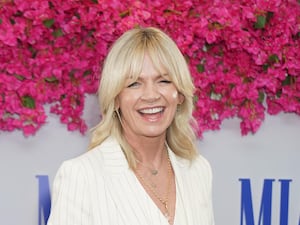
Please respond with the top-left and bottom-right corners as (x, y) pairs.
(89, 27), (198, 169)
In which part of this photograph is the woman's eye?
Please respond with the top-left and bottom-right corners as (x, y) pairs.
(127, 82), (140, 88)
(159, 80), (171, 84)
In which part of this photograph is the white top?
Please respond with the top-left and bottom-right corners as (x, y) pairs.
(47, 136), (215, 225)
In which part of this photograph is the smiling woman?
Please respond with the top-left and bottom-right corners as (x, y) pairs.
(47, 27), (215, 225)
(92, 27), (198, 167)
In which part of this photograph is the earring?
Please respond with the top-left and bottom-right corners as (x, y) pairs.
(115, 109), (124, 126)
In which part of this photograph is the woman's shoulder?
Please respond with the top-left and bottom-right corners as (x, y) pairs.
(60, 136), (127, 175)
(60, 136), (120, 169)
(191, 153), (213, 181)
(170, 148), (211, 168)
(194, 153), (212, 169)
(169, 148), (213, 178)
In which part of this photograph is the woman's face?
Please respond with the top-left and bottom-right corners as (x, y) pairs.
(116, 54), (184, 141)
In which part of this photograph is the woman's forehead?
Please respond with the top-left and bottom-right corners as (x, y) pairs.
(125, 54), (168, 76)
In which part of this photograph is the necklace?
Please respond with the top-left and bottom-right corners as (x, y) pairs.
(136, 159), (160, 176)
(136, 150), (165, 176)
(135, 151), (173, 223)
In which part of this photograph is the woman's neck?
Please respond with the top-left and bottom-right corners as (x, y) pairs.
(125, 135), (167, 166)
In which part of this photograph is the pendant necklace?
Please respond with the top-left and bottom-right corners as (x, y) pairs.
(136, 155), (164, 176)
(138, 163), (159, 176)
(135, 151), (173, 223)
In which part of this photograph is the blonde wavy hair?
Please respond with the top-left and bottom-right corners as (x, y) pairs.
(89, 27), (198, 169)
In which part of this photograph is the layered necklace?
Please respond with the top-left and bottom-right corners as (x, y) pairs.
(135, 151), (173, 223)
(136, 155), (164, 176)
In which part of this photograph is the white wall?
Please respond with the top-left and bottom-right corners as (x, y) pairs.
(199, 114), (300, 225)
(0, 94), (299, 225)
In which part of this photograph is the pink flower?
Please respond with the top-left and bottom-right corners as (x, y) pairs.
(0, 19), (17, 46)
(0, 0), (299, 136)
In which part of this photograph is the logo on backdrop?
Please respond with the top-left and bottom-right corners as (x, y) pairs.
(37, 176), (299, 225)
(239, 178), (294, 225)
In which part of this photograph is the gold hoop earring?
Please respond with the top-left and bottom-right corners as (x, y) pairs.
(115, 109), (124, 126)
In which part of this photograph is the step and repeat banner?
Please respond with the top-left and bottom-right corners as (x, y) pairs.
(0, 95), (299, 225)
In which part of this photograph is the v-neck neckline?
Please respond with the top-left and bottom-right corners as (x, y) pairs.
(133, 161), (178, 225)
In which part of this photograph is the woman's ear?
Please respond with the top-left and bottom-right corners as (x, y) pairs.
(178, 93), (185, 105)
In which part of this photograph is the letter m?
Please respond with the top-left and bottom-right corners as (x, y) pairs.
(36, 175), (51, 225)
(239, 178), (275, 225)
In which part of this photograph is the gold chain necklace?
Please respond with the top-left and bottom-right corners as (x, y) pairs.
(136, 158), (163, 176)
(135, 152), (172, 222)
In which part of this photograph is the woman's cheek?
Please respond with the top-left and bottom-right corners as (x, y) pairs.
(172, 91), (178, 99)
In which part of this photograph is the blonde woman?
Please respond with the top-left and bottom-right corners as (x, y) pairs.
(47, 27), (214, 225)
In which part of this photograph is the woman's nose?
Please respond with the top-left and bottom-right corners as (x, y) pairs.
(141, 83), (160, 102)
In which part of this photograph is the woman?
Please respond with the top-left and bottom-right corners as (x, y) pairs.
(47, 27), (214, 225)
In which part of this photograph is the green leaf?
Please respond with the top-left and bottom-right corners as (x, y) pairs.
(262, 63), (269, 72)
(282, 75), (295, 86)
(258, 91), (265, 103)
(276, 90), (282, 98)
(193, 95), (199, 104)
(266, 12), (274, 23)
(254, 15), (266, 29)
(268, 54), (279, 64)
(197, 64), (205, 73)
(29, 46), (37, 58)
(43, 19), (55, 28)
(91, 0), (98, 3)
(74, 12), (81, 19)
(120, 10), (130, 18)
(52, 28), (63, 37)
(22, 96), (36, 109)
(282, 75), (291, 86)
(44, 76), (59, 83)
(9, 18), (16, 25)
(48, 1), (54, 9)
(14, 74), (25, 81)
(0, 19), (2, 25)
(83, 70), (92, 76)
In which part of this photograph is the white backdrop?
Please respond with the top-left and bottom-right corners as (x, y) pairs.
(0, 94), (299, 225)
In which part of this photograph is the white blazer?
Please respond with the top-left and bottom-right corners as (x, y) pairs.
(47, 136), (215, 225)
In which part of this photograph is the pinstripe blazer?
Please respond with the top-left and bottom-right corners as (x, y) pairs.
(47, 136), (215, 225)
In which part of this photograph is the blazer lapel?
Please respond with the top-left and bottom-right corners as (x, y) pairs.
(102, 138), (164, 225)
(168, 149), (195, 225)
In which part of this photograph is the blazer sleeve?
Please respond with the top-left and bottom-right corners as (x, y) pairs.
(194, 155), (215, 225)
(47, 160), (91, 225)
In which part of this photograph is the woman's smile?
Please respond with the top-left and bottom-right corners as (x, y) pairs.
(138, 106), (165, 122)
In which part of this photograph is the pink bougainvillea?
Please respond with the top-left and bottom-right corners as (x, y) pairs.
(0, 0), (299, 137)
